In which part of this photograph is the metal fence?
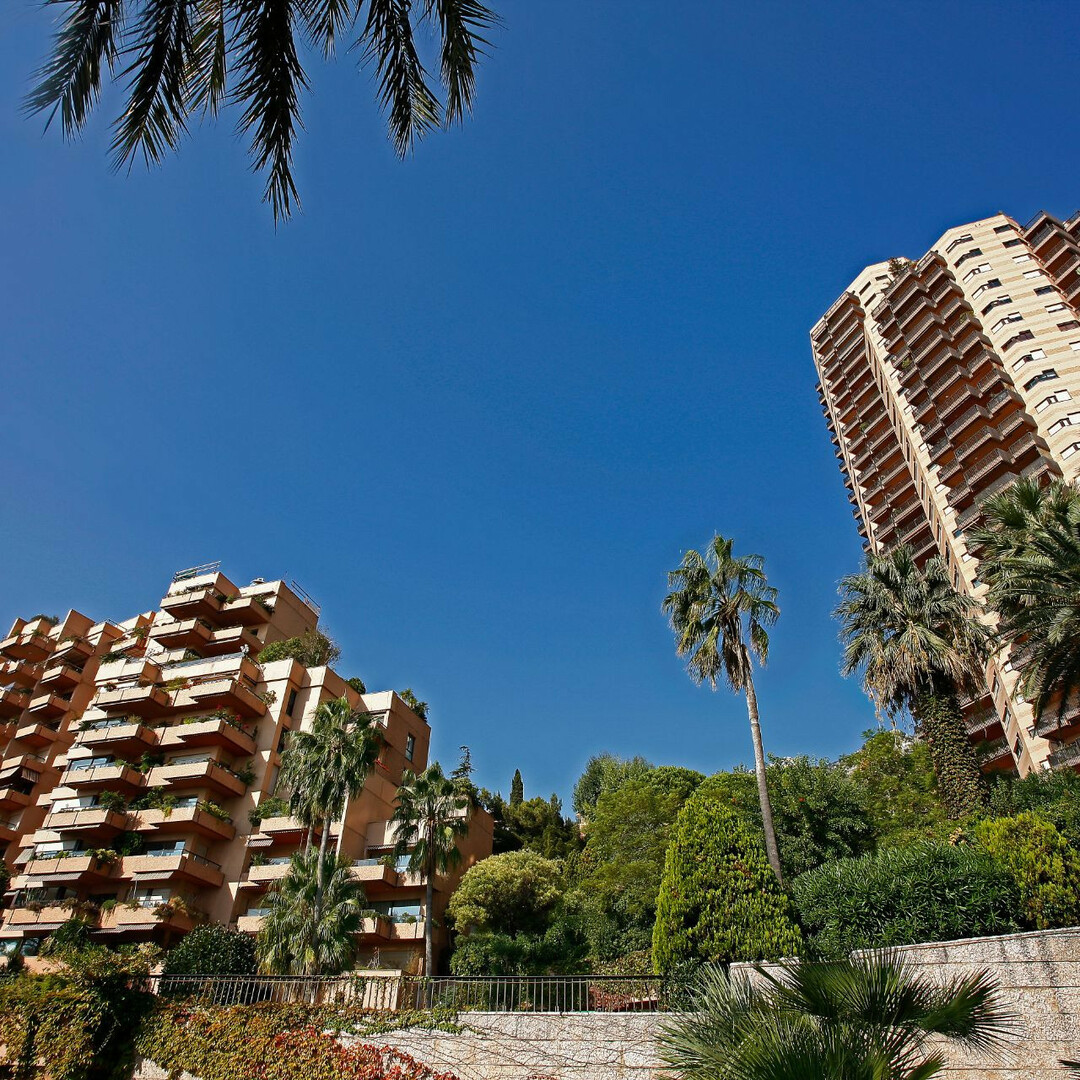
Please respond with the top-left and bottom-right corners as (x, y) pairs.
(146, 973), (688, 1013)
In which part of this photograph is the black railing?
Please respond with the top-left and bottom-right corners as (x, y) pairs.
(144, 973), (689, 1013)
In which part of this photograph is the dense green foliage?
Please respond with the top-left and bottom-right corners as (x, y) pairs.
(257, 629), (341, 667)
(652, 793), (801, 972)
(162, 924), (257, 978)
(447, 850), (565, 935)
(972, 477), (1080, 722)
(988, 769), (1080, 847)
(975, 813), (1080, 930)
(835, 546), (990, 818)
(792, 843), (1021, 960)
(398, 689), (429, 720)
(572, 752), (654, 820)
(659, 955), (1012, 1080)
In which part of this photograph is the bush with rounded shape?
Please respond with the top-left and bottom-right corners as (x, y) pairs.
(447, 850), (564, 936)
(975, 812), (1080, 930)
(651, 793), (802, 973)
(792, 842), (1021, 960)
(163, 924), (257, 977)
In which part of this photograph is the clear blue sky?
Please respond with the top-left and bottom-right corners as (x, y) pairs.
(1, 1), (1078, 806)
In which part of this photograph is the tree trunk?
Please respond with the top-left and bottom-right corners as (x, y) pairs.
(745, 669), (784, 885)
(913, 682), (989, 819)
(336, 793), (349, 859)
(424, 872), (434, 977)
(316, 812), (332, 909)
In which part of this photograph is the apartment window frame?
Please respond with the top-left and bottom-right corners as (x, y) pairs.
(955, 248), (984, 267)
(972, 278), (1002, 300)
(405, 734), (416, 762)
(1023, 369), (1059, 391)
(1002, 238), (1023, 248)
(945, 233), (974, 254)
(1036, 388), (1073, 413)
(991, 312), (1024, 333)
(1062, 441), (1080, 460)
(981, 296), (1012, 315)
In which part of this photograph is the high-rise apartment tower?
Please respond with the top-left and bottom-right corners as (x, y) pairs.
(0, 564), (492, 971)
(812, 209), (1080, 776)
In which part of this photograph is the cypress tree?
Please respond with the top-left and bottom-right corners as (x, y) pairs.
(510, 769), (524, 806)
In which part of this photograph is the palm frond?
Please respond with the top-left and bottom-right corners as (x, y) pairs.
(360, 0), (441, 156)
(232, 0), (309, 221)
(423, 0), (496, 124)
(25, 0), (128, 136)
(300, 0), (358, 58)
(189, 0), (228, 115)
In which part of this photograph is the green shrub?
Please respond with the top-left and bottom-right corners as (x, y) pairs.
(975, 812), (1080, 930)
(448, 850), (565, 936)
(792, 842), (1021, 960)
(162, 924), (256, 978)
(257, 629), (340, 668)
(988, 770), (1080, 848)
(249, 796), (291, 826)
(651, 793), (801, 972)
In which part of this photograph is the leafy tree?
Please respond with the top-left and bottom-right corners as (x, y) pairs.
(256, 848), (366, 975)
(502, 795), (581, 859)
(509, 768), (524, 806)
(792, 843), (1020, 961)
(659, 954), (1013, 1080)
(447, 849), (564, 936)
(449, 923), (587, 976)
(345, 676), (366, 695)
(975, 812), (1080, 930)
(642, 765), (705, 803)
(398, 688), (429, 721)
(162, 924), (256, 977)
(835, 545), (991, 818)
(279, 696), (383, 901)
(451, 745), (476, 797)
(26, 0), (500, 222)
(972, 477), (1080, 723)
(843, 729), (947, 843)
(652, 792), (801, 972)
(987, 768), (1080, 848)
(392, 761), (469, 974)
(40, 917), (95, 957)
(663, 534), (785, 882)
(571, 753), (653, 821)
(258, 629), (340, 667)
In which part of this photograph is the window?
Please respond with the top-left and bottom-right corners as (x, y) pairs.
(1013, 253), (1034, 264)
(285, 689), (298, 717)
(1012, 348), (1046, 371)
(1034, 285), (1056, 296)
(1058, 320), (1080, 331)
(1023, 268), (1044, 279)
(1071, 341), (1080, 351)
(1047, 302), (1067, 313)
(1002, 238), (1023, 248)
(1003, 329), (1035, 350)
(1036, 388), (1073, 413)
(991, 312), (1023, 332)
(993, 224), (1014, 234)
(1048, 413), (1080, 435)
(981, 296), (1012, 315)
(962, 263), (993, 282)
(945, 233), (974, 253)
(1024, 369), (1059, 390)
(992, 675), (1000, 697)
(955, 248), (984, 266)
(1063, 441), (1080, 460)
(405, 734), (415, 762)
(972, 278), (1002, 299)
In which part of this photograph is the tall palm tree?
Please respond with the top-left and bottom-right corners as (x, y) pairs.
(391, 762), (469, 975)
(26, 0), (499, 221)
(662, 534), (784, 883)
(971, 477), (1080, 725)
(835, 545), (991, 818)
(659, 953), (1013, 1080)
(256, 847), (367, 976)
(278, 696), (382, 906)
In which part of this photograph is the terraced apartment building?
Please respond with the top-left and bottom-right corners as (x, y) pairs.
(813, 209), (1080, 777)
(0, 564), (492, 972)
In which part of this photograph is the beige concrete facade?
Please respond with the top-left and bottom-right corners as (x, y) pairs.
(813, 209), (1080, 776)
(0, 564), (492, 972)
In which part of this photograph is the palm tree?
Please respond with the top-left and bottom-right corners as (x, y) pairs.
(662, 534), (784, 883)
(278, 696), (382, 905)
(971, 477), (1080, 725)
(835, 545), (991, 818)
(659, 953), (1013, 1080)
(391, 762), (469, 975)
(256, 847), (367, 976)
(26, 0), (499, 222)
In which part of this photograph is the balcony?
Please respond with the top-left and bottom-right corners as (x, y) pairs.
(78, 719), (160, 756)
(237, 913), (266, 933)
(145, 758), (249, 798)
(203, 625), (264, 657)
(94, 684), (172, 717)
(0, 815), (20, 844)
(359, 917), (424, 942)
(351, 859), (401, 887)
(149, 618), (214, 651)
(0, 785), (34, 812)
(159, 716), (257, 756)
(255, 815), (308, 844)
(241, 857), (293, 887)
(160, 586), (225, 622)
(62, 761), (146, 792)
(98, 903), (196, 936)
(974, 736), (1012, 771)
(53, 636), (95, 665)
(0, 688), (30, 720)
(39, 662), (84, 692)
(44, 805), (129, 836)
(14, 721), (63, 750)
(221, 596), (273, 627)
(121, 850), (225, 888)
(27, 692), (72, 720)
(3, 905), (79, 935)
(21, 853), (119, 886)
(184, 678), (268, 719)
(1048, 740), (1080, 771)
(0, 659), (42, 688)
(0, 629), (54, 663)
(131, 805), (236, 842)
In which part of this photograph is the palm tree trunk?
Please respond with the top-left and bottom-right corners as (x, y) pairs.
(745, 670), (784, 885)
(913, 681), (988, 819)
(316, 812), (331, 909)
(336, 793), (349, 859)
(424, 872), (434, 977)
